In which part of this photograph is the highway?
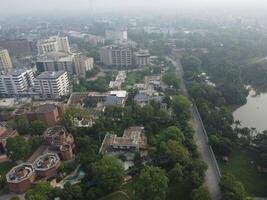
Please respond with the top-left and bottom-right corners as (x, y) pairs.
(168, 57), (222, 200)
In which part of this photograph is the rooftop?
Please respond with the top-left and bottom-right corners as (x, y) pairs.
(34, 153), (60, 171)
(6, 163), (34, 183)
(33, 104), (57, 113)
(36, 71), (66, 79)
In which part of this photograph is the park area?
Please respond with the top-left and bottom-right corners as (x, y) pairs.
(219, 147), (267, 197)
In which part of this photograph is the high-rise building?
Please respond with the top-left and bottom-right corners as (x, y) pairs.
(0, 68), (34, 95)
(36, 52), (74, 74)
(134, 50), (151, 67)
(37, 36), (71, 55)
(73, 53), (94, 76)
(100, 45), (133, 67)
(0, 48), (13, 73)
(33, 71), (70, 99)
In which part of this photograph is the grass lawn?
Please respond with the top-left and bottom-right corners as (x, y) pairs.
(219, 147), (267, 197)
(100, 191), (129, 200)
(127, 72), (145, 85)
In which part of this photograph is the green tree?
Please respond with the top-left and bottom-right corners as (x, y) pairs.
(191, 186), (211, 200)
(159, 140), (189, 165)
(157, 126), (185, 144)
(171, 95), (191, 123)
(76, 135), (99, 169)
(60, 182), (83, 200)
(168, 163), (183, 183)
(29, 120), (47, 136)
(220, 174), (247, 200)
(60, 106), (87, 131)
(181, 55), (202, 72)
(13, 116), (29, 134)
(25, 181), (52, 200)
(91, 156), (124, 192)
(135, 166), (169, 200)
(6, 136), (30, 161)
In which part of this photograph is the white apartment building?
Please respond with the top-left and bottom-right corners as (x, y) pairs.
(0, 48), (13, 73)
(0, 68), (34, 95)
(135, 50), (151, 67)
(100, 46), (133, 67)
(37, 36), (71, 55)
(105, 29), (128, 41)
(33, 71), (69, 99)
(73, 53), (94, 76)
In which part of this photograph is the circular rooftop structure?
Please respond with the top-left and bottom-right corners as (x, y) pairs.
(6, 163), (35, 183)
(34, 153), (60, 172)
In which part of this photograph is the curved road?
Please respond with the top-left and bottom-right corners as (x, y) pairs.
(168, 57), (222, 200)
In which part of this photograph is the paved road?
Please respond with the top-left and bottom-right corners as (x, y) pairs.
(168, 57), (222, 200)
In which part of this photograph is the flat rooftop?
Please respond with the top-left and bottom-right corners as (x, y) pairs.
(36, 71), (66, 79)
(33, 104), (57, 113)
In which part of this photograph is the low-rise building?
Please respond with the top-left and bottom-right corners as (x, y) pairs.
(27, 104), (61, 127)
(100, 126), (147, 154)
(6, 163), (35, 193)
(44, 126), (74, 161)
(105, 90), (127, 107)
(37, 36), (71, 55)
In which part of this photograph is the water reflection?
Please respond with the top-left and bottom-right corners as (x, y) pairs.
(233, 89), (267, 133)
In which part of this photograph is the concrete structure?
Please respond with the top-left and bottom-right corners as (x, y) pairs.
(36, 52), (74, 74)
(100, 126), (147, 154)
(37, 36), (71, 55)
(60, 143), (73, 161)
(33, 153), (61, 178)
(109, 71), (126, 90)
(0, 48), (12, 73)
(27, 104), (61, 127)
(44, 126), (74, 160)
(33, 71), (69, 99)
(105, 90), (128, 107)
(6, 163), (35, 194)
(105, 29), (127, 41)
(134, 50), (150, 67)
(44, 126), (74, 148)
(73, 53), (94, 76)
(100, 46), (133, 67)
(0, 68), (34, 96)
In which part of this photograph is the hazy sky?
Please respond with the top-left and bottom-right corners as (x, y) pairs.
(1, 0), (266, 16)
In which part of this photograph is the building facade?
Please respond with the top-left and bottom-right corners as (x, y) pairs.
(37, 36), (71, 55)
(134, 50), (151, 67)
(0, 48), (12, 73)
(73, 53), (94, 76)
(33, 71), (69, 99)
(0, 68), (34, 96)
(100, 46), (133, 67)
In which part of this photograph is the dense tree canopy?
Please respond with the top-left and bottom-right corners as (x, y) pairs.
(91, 156), (124, 192)
(135, 166), (169, 200)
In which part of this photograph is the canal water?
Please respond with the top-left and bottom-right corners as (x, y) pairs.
(233, 89), (267, 133)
